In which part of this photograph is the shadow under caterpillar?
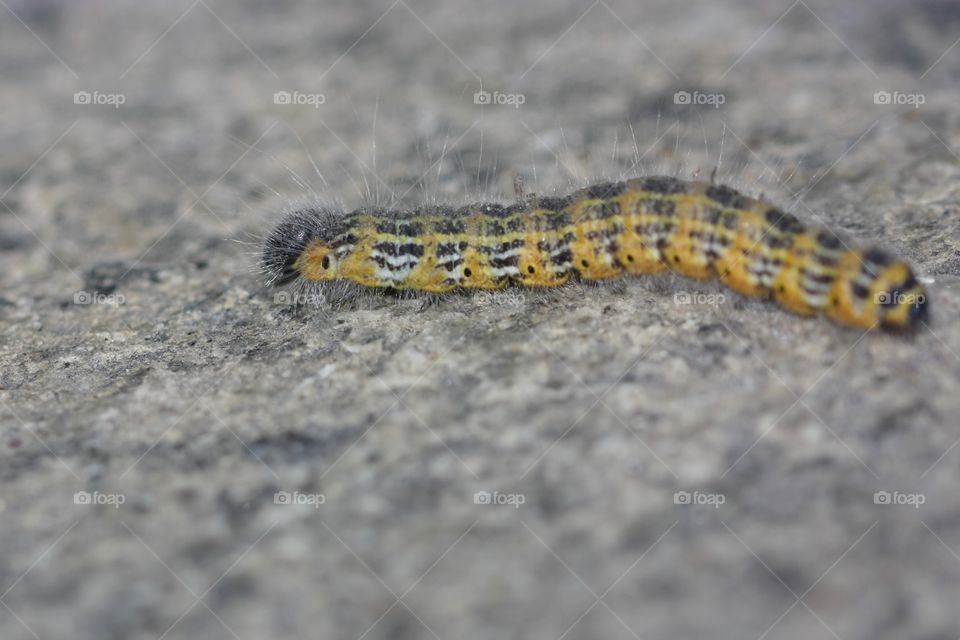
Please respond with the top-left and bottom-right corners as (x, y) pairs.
(262, 176), (928, 332)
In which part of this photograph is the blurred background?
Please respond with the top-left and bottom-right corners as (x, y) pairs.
(3, 0), (958, 274)
(2, 1), (960, 639)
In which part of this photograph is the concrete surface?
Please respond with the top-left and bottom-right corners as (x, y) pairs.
(1, 0), (960, 639)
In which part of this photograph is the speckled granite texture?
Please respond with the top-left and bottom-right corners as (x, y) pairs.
(1, 1), (959, 638)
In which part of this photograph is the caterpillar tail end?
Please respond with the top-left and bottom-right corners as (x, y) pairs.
(827, 248), (929, 333)
(875, 272), (929, 333)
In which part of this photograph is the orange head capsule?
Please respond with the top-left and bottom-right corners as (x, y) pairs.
(262, 208), (344, 285)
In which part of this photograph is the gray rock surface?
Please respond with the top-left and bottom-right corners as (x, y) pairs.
(2, 0), (960, 638)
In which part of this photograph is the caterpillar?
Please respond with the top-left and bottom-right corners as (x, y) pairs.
(261, 176), (929, 332)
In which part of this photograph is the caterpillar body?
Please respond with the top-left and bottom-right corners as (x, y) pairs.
(262, 176), (928, 332)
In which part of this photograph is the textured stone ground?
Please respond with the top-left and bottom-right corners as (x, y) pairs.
(2, 1), (960, 639)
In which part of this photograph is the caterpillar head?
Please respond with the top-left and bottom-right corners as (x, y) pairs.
(262, 207), (345, 285)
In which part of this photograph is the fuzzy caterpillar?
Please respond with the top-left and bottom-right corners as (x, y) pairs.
(261, 176), (929, 332)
